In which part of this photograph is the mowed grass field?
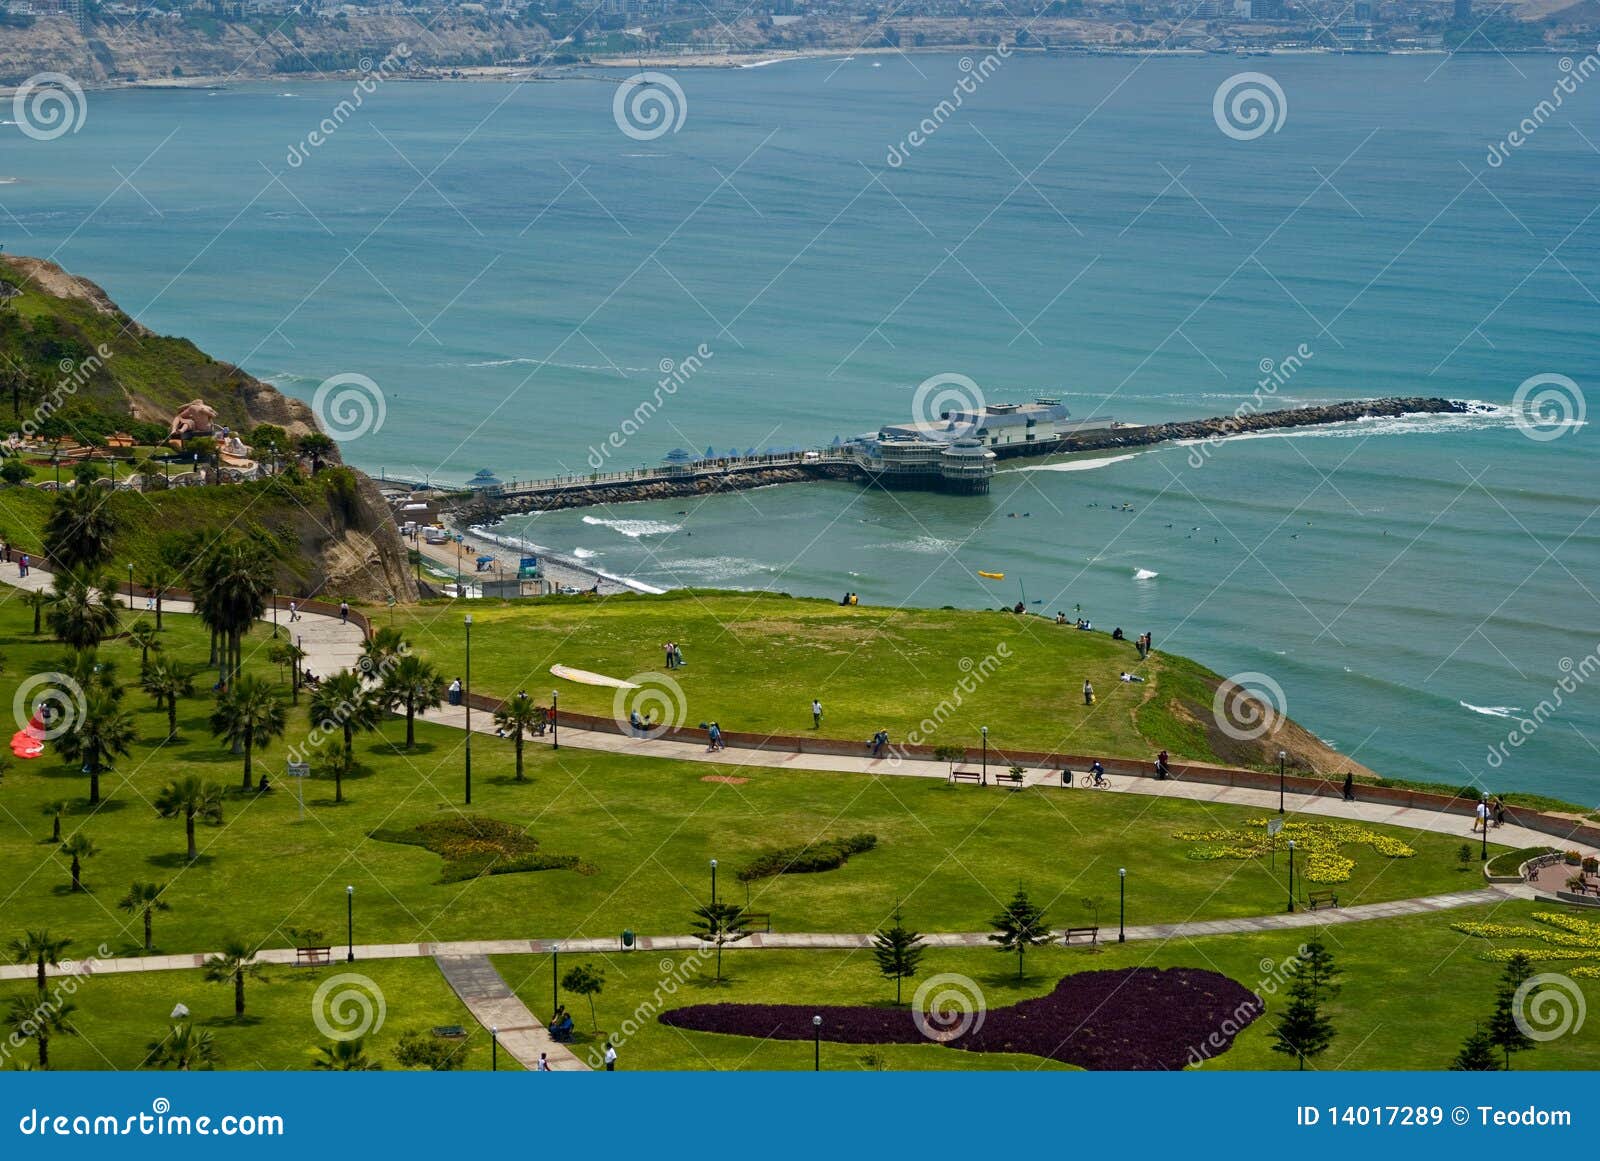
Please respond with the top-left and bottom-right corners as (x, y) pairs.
(0, 596), (1494, 966)
(492, 900), (1600, 1072)
(388, 589), (1300, 770)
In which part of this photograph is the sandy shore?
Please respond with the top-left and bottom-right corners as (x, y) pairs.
(411, 523), (656, 598)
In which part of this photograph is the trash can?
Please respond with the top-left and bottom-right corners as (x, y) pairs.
(620, 929), (636, 951)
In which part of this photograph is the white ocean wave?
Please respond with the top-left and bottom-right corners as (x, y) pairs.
(652, 555), (773, 582)
(1459, 701), (1522, 719)
(1006, 452), (1143, 474)
(581, 515), (681, 538)
(571, 547), (598, 560)
(1175, 405), (1516, 449)
(1133, 567), (1159, 580)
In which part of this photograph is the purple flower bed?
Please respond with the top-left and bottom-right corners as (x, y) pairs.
(659, 967), (1263, 1070)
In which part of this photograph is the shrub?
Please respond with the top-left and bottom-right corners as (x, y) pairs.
(737, 834), (877, 881)
(371, 816), (589, 882)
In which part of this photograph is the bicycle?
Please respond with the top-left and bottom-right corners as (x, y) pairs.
(1078, 772), (1112, 789)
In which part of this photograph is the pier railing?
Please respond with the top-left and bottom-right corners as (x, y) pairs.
(384, 449), (859, 498)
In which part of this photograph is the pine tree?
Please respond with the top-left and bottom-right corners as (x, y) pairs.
(1449, 1023), (1501, 1071)
(690, 901), (751, 984)
(871, 905), (927, 1004)
(987, 887), (1054, 982)
(1270, 936), (1340, 1070)
(1486, 952), (1536, 1070)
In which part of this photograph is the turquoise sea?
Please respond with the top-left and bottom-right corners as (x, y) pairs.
(1, 53), (1596, 797)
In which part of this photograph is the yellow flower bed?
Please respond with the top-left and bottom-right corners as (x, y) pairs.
(1451, 912), (1600, 969)
(1171, 818), (1415, 883)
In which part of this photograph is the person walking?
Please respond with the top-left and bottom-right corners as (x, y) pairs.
(811, 698), (823, 729)
(663, 642), (676, 669)
(339, 599), (349, 624)
(288, 599), (300, 623)
(1473, 797), (1489, 833)
(1155, 749), (1170, 780)
(1493, 795), (1507, 828)
(448, 677), (463, 707)
(1342, 772), (1354, 802)
(18, 553), (28, 578)
(537, 1053), (551, 1072)
(603, 1041), (617, 1071)
(1082, 679), (1094, 706)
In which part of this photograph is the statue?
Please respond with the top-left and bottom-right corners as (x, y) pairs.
(167, 399), (218, 440)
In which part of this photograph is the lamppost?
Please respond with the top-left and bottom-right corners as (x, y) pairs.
(1278, 749), (1287, 815)
(551, 689), (559, 751)
(51, 452), (59, 487)
(980, 725), (988, 786)
(1118, 867), (1126, 942)
(812, 1014), (822, 1071)
(127, 562), (134, 607)
(551, 943), (560, 1016)
(346, 885), (355, 962)
(464, 614), (473, 806)
(1480, 800), (1488, 862)
(491, 1026), (498, 1071)
(1286, 841), (1296, 913)
(710, 858), (717, 906)
(272, 595), (279, 638)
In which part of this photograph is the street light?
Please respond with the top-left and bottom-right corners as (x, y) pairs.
(710, 858), (718, 906)
(346, 885), (355, 962)
(551, 689), (559, 751)
(1287, 841), (1296, 913)
(464, 614), (473, 806)
(1118, 867), (1127, 942)
(491, 1026), (498, 1071)
(1278, 749), (1287, 815)
(551, 943), (560, 1017)
(127, 562), (134, 607)
(1481, 799), (1489, 862)
(980, 725), (988, 786)
(812, 1014), (822, 1071)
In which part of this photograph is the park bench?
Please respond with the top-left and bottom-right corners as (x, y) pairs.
(996, 771), (1026, 790)
(1062, 926), (1099, 945)
(741, 912), (773, 934)
(948, 769), (985, 786)
(431, 1026), (467, 1039)
(294, 946), (332, 966)
(1305, 890), (1339, 911)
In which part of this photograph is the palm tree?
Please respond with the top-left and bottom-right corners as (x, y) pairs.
(309, 671), (381, 802)
(358, 626), (407, 680)
(40, 799), (69, 844)
(22, 589), (51, 635)
(56, 687), (135, 805)
(312, 1038), (381, 1070)
(323, 747), (358, 805)
(42, 485), (118, 574)
(144, 1021), (220, 1070)
(266, 639), (306, 697)
(381, 653), (444, 749)
(209, 675), (287, 790)
(494, 694), (548, 783)
(117, 881), (170, 952)
(10, 930), (71, 991)
(46, 573), (122, 651)
(140, 660), (194, 742)
(60, 648), (121, 700)
(153, 776), (223, 862)
(192, 537), (274, 681)
(5, 993), (75, 1069)
(140, 564), (173, 630)
(126, 620), (161, 670)
(203, 939), (264, 1018)
(59, 833), (96, 893)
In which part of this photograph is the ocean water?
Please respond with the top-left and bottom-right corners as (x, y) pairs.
(2, 54), (1596, 798)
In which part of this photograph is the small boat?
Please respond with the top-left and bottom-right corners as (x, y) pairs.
(977, 570), (1004, 580)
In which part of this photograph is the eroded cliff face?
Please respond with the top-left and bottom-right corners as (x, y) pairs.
(0, 14), (550, 85)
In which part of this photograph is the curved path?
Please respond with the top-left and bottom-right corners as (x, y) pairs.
(0, 562), (1582, 1069)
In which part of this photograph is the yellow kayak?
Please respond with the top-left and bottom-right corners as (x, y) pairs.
(977, 570), (1004, 580)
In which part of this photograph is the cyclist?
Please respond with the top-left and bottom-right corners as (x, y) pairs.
(1090, 761), (1107, 788)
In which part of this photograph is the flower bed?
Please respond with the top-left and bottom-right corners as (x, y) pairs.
(1453, 911), (1600, 968)
(659, 967), (1263, 1070)
(1173, 818), (1415, 884)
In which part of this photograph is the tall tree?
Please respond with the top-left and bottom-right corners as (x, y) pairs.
(193, 538), (274, 682)
(59, 833), (96, 893)
(40, 799), (69, 844)
(359, 626), (406, 679)
(1486, 952), (1537, 1070)
(9, 930), (71, 992)
(493, 694), (547, 782)
(203, 939), (264, 1018)
(209, 674), (287, 790)
(22, 589), (51, 636)
(871, 905), (927, 1004)
(46, 573), (122, 651)
(144, 1021), (220, 1070)
(56, 688), (134, 805)
(126, 620), (161, 670)
(140, 564), (173, 630)
(690, 901), (751, 984)
(381, 653), (444, 750)
(296, 432), (336, 474)
(140, 660), (194, 742)
(561, 964), (606, 1031)
(1270, 936), (1341, 1070)
(117, 881), (170, 953)
(309, 672), (382, 801)
(1450, 1023), (1502, 1071)
(5, 992), (75, 1070)
(42, 486), (117, 574)
(987, 887), (1054, 982)
(154, 776), (224, 862)
(312, 1038), (381, 1071)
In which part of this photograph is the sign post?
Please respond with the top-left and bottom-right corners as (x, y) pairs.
(287, 761), (310, 820)
(1267, 816), (1284, 871)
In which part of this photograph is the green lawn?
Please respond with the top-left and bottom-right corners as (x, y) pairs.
(0, 596), (1498, 966)
(388, 589), (1314, 771)
(492, 899), (1600, 1071)
(0, 957), (503, 1071)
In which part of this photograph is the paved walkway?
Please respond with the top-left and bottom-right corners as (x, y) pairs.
(434, 954), (587, 1071)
